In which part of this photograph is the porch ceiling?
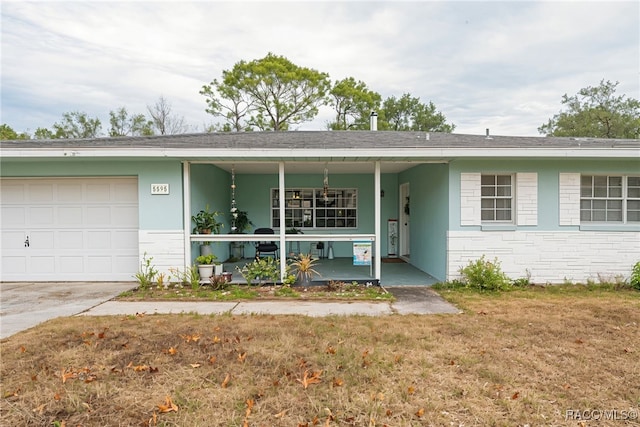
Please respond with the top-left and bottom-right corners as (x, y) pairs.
(207, 161), (444, 174)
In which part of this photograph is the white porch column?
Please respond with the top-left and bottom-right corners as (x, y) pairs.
(279, 162), (287, 281)
(182, 161), (191, 268)
(374, 161), (381, 282)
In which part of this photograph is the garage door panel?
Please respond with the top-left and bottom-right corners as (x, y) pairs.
(87, 231), (111, 249)
(59, 256), (83, 273)
(2, 256), (26, 275)
(30, 256), (55, 273)
(28, 184), (54, 202)
(85, 207), (111, 225)
(88, 256), (113, 273)
(114, 183), (138, 201)
(1, 207), (26, 227)
(114, 230), (138, 249)
(1, 183), (25, 202)
(58, 183), (83, 202)
(113, 206), (138, 226)
(86, 184), (111, 202)
(1, 177), (138, 281)
(59, 231), (84, 249)
(30, 231), (55, 249)
(30, 207), (55, 225)
(59, 206), (83, 224)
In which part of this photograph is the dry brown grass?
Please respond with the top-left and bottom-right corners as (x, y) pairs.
(1, 287), (639, 426)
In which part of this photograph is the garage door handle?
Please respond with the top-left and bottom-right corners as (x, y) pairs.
(24, 236), (29, 247)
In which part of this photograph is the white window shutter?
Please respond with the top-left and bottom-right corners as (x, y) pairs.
(559, 173), (581, 226)
(460, 173), (481, 226)
(516, 173), (537, 226)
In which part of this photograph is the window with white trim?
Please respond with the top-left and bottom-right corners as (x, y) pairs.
(481, 174), (513, 222)
(581, 175), (640, 223)
(271, 188), (357, 229)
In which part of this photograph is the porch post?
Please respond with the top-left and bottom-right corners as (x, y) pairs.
(278, 162), (287, 281)
(182, 161), (191, 268)
(374, 161), (381, 282)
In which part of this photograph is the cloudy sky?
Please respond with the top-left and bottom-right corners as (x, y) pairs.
(2, 1), (638, 137)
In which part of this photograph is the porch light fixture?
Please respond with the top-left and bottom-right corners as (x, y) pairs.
(230, 165), (238, 232)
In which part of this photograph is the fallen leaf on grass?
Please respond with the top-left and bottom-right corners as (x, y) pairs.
(332, 377), (344, 387)
(511, 391), (520, 400)
(407, 386), (416, 395)
(157, 395), (178, 413)
(274, 409), (288, 418)
(297, 370), (322, 389)
(167, 347), (177, 355)
(415, 408), (425, 417)
(221, 373), (231, 388)
(190, 363), (201, 368)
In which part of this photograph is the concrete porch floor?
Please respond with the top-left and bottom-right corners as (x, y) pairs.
(221, 257), (439, 286)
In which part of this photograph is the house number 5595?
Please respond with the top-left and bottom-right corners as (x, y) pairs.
(151, 184), (169, 195)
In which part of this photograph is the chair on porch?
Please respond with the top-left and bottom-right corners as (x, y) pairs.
(254, 228), (279, 259)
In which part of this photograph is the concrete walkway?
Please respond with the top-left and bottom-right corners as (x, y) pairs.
(1, 282), (460, 339)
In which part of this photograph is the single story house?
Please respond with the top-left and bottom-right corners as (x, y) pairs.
(1, 129), (638, 284)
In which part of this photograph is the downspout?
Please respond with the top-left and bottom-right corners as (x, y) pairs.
(278, 162), (287, 281)
(182, 161), (191, 268)
(374, 160), (381, 282)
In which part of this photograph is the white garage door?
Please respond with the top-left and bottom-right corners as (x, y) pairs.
(1, 177), (139, 281)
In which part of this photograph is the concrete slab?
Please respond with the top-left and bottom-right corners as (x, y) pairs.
(80, 301), (238, 316)
(0, 282), (136, 339)
(1, 282), (460, 339)
(385, 286), (461, 315)
(233, 301), (392, 317)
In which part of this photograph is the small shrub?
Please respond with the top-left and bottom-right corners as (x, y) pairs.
(459, 256), (511, 291)
(630, 261), (640, 291)
(134, 252), (157, 290)
(237, 257), (280, 286)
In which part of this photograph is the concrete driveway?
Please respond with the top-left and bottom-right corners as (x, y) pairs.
(1, 283), (460, 340)
(0, 282), (136, 339)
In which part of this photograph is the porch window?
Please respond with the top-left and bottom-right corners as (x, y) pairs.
(271, 188), (357, 229)
(580, 175), (640, 223)
(481, 174), (513, 222)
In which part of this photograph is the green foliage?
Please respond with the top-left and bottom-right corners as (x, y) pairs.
(630, 261), (640, 291)
(230, 209), (253, 234)
(274, 285), (300, 298)
(0, 124), (29, 140)
(458, 256), (511, 291)
(41, 111), (103, 139)
(378, 93), (455, 132)
(134, 252), (158, 290)
(191, 205), (224, 234)
(236, 257), (280, 285)
(538, 79), (640, 139)
(328, 77), (381, 130)
(288, 253), (321, 283)
(195, 254), (217, 265)
(201, 52), (331, 131)
(109, 106), (154, 137)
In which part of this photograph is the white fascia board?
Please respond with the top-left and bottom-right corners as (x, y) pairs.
(1, 147), (638, 159)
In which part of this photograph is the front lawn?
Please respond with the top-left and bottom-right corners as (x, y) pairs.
(1, 286), (638, 426)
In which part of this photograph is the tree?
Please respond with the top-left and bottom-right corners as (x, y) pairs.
(327, 77), (381, 130)
(147, 96), (189, 135)
(0, 124), (29, 140)
(109, 107), (154, 137)
(201, 53), (331, 131)
(539, 80), (640, 139)
(378, 93), (455, 132)
(200, 72), (254, 132)
(38, 111), (102, 139)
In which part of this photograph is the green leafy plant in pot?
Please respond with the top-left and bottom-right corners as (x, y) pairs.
(195, 254), (217, 282)
(192, 205), (223, 234)
(289, 253), (321, 287)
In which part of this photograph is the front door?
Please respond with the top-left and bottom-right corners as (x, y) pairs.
(399, 182), (410, 260)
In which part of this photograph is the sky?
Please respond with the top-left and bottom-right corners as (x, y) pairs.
(1, 0), (638, 137)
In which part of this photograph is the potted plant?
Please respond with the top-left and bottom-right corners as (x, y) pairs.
(192, 205), (223, 234)
(192, 205), (223, 256)
(289, 253), (321, 287)
(195, 254), (217, 282)
(230, 209), (253, 260)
